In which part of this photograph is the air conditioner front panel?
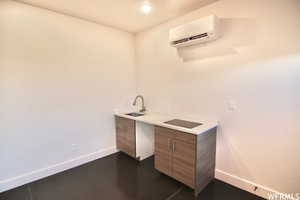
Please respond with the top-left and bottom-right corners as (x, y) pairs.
(169, 15), (220, 47)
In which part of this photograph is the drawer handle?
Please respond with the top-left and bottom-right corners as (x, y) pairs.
(172, 141), (176, 152)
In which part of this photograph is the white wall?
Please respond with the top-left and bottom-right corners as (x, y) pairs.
(136, 0), (300, 196)
(0, 0), (136, 191)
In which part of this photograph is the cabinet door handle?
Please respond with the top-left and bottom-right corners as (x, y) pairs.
(172, 141), (176, 152)
(168, 139), (171, 151)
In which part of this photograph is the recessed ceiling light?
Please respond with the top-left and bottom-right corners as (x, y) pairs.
(141, 2), (152, 14)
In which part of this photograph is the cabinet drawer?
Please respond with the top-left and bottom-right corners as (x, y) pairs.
(156, 126), (196, 145)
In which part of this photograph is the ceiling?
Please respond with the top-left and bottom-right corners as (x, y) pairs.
(16, 0), (216, 33)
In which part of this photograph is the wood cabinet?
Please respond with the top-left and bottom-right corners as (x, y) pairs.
(154, 126), (217, 196)
(154, 128), (173, 176)
(115, 116), (136, 158)
(115, 115), (217, 196)
(172, 139), (196, 188)
(115, 116), (154, 160)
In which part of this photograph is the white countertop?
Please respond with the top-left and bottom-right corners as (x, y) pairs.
(115, 111), (218, 135)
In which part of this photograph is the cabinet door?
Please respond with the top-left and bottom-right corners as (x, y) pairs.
(115, 117), (136, 158)
(172, 139), (196, 188)
(154, 127), (172, 176)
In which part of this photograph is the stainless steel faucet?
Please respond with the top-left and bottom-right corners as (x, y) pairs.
(133, 95), (146, 113)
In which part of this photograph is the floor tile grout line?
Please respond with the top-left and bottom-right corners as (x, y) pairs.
(165, 185), (184, 200)
(27, 185), (34, 200)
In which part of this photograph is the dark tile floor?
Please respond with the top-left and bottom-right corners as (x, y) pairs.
(0, 152), (265, 200)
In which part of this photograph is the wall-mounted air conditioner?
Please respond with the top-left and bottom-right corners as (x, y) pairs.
(169, 15), (220, 47)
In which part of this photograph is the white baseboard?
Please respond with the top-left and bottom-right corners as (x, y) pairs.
(0, 154), (292, 199)
(215, 169), (287, 200)
(0, 146), (118, 193)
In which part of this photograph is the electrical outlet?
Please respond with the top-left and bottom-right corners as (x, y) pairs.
(71, 144), (79, 152)
(227, 100), (237, 111)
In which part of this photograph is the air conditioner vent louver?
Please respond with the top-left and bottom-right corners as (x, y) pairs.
(171, 33), (209, 45)
(189, 33), (208, 40)
(172, 38), (189, 45)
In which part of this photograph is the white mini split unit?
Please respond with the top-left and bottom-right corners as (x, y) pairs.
(169, 15), (220, 47)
